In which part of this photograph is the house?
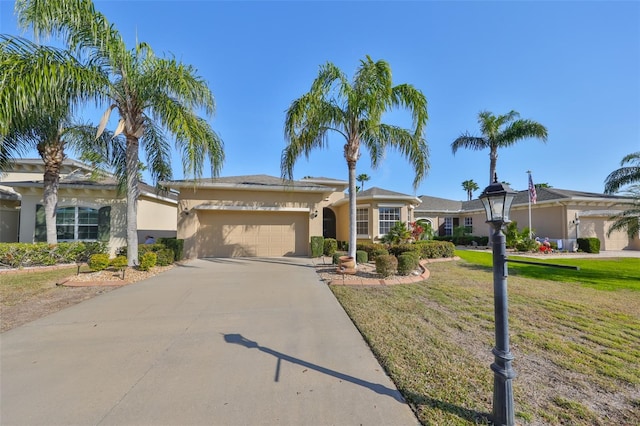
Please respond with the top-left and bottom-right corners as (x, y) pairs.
(162, 176), (421, 258)
(415, 187), (640, 251)
(0, 159), (178, 255)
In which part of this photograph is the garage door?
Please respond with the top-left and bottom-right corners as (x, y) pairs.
(197, 211), (309, 257)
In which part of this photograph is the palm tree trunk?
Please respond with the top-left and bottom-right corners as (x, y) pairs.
(38, 141), (64, 245)
(489, 148), (498, 184)
(125, 135), (140, 266)
(348, 162), (357, 259)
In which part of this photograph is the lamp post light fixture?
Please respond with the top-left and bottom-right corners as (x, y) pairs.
(479, 174), (518, 426)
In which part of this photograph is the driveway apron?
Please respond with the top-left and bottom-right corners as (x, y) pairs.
(1, 258), (419, 426)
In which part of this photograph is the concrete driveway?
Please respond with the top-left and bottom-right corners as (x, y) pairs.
(1, 258), (419, 426)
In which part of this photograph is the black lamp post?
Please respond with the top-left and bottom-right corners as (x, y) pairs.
(479, 175), (518, 426)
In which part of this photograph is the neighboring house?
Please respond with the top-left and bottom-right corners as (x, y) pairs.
(162, 176), (421, 258)
(415, 187), (640, 251)
(0, 159), (178, 256)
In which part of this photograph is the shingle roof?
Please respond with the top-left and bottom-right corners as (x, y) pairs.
(162, 174), (335, 192)
(415, 195), (463, 212)
(357, 187), (414, 198)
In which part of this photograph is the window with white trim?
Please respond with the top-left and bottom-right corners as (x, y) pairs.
(464, 217), (473, 233)
(379, 207), (400, 235)
(356, 208), (369, 236)
(444, 217), (454, 236)
(56, 206), (99, 241)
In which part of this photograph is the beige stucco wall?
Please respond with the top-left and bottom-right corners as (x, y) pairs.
(0, 204), (20, 242)
(176, 187), (331, 259)
(334, 201), (413, 244)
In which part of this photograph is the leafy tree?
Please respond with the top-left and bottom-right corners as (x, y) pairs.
(1, 35), (110, 244)
(461, 179), (479, 201)
(16, 0), (224, 265)
(282, 56), (429, 258)
(604, 152), (640, 239)
(356, 173), (370, 191)
(452, 110), (548, 185)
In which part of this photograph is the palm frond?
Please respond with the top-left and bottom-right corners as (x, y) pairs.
(604, 152), (640, 194)
(498, 119), (548, 147)
(451, 134), (488, 154)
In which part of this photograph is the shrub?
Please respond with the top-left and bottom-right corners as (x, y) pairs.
(110, 255), (128, 269)
(375, 254), (398, 278)
(157, 238), (184, 261)
(380, 221), (411, 244)
(356, 250), (368, 264)
(323, 238), (337, 257)
(332, 253), (342, 265)
(515, 238), (538, 252)
(88, 253), (110, 271)
(0, 242), (108, 268)
(387, 243), (419, 258)
(413, 240), (455, 259)
(577, 237), (600, 254)
(155, 249), (175, 266)
(397, 252), (420, 276)
(139, 251), (157, 271)
(310, 236), (324, 258)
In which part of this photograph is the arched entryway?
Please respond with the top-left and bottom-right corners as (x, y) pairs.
(323, 207), (336, 239)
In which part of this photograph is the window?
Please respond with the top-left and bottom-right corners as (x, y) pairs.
(464, 217), (473, 233)
(444, 217), (453, 236)
(379, 207), (400, 235)
(56, 206), (99, 241)
(356, 208), (369, 236)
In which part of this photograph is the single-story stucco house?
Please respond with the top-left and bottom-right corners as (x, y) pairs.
(0, 158), (178, 255)
(415, 187), (640, 251)
(162, 175), (421, 258)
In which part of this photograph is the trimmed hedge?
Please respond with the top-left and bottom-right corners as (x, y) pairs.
(375, 254), (398, 278)
(577, 237), (600, 254)
(356, 242), (388, 261)
(157, 238), (184, 261)
(413, 240), (455, 259)
(356, 250), (368, 264)
(139, 251), (157, 271)
(323, 238), (337, 257)
(0, 241), (108, 269)
(397, 252), (420, 276)
(88, 253), (110, 271)
(387, 243), (419, 258)
(155, 249), (175, 266)
(310, 236), (324, 258)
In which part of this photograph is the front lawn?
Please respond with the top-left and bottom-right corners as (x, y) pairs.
(331, 255), (640, 425)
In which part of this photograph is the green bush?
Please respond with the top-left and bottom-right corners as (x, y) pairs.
(375, 254), (398, 278)
(356, 250), (368, 264)
(515, 238), (538, 252)
(323, 238), (337, 257)
(397, 252), (420, 276)
(155, 249), (175, 266)
(157, 238), (184, 261)
(413, 240), (455, 259)
(310, 236), (324, 258)
(577, 237), (600, 254)
(356, 242), (388, 261)
(88, 253), (110, 271)
(332, 253), (342, 265)
(139, 252), (157, 271)
(387, 243), (419, 258)
(0, 242), (108, 268)
(110, 255), (128, 269)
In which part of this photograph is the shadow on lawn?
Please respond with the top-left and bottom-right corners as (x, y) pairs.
(403, 390), (491, 424)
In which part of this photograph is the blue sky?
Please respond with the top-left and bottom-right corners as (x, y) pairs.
(1, 1), (639, 200)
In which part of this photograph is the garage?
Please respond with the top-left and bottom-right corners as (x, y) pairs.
(197, 210), (309, 257)
(580, 216), (631, 251)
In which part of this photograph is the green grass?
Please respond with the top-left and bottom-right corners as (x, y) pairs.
(0, 266), (80, 306)
(456, 250), (640, 291)
(331, 255), (640, 425)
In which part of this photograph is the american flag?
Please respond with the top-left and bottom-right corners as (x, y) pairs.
(528, 173), (537, 204)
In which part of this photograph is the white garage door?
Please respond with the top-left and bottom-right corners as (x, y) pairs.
(198, 211), (309, 257)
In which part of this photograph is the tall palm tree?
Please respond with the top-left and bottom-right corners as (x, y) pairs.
(1, 35), (109, 244)
(356, 173), (370, 191)
(17, 0), (224, 265)
(282, 56), (429, 259)
(461, 179), (479, 201)
(452, 110), (548, 185)
(604, 152), (640, 239)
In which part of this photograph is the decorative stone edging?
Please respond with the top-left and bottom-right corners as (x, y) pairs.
(328, 256), (460, 286)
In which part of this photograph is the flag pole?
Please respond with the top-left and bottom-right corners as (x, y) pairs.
(527, 170), (533, 239)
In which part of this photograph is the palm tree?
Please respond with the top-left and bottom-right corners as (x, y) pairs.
(452, 110), (548, 185)
(1, 35), (109, 244)
(604, 152), (640, 239)
(17, 0), (224, 265)
(282, 56), (429, 259)
(461, 179), (479, 201)
(356, 173), (370, 191)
